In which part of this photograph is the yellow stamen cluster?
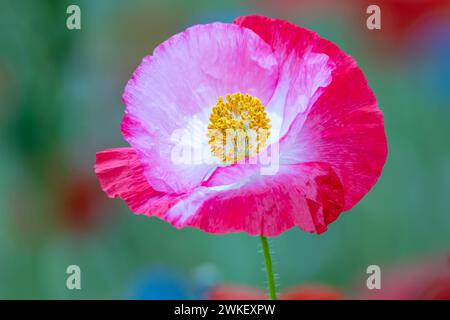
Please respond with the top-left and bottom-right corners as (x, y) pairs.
(207, 92), (271, 164)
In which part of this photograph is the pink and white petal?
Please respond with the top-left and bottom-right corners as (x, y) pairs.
(121, 114), (217, 195)
(122, 22), (279, 194)
(94, 148), (179, 216)
(164, 162), (345, 236)
(280, 66), (388, 211)
(237, 15), (387, 211)
(235, 15), (336, 138)
(201, 141), (281, 188)
(202, 162), (261, 188)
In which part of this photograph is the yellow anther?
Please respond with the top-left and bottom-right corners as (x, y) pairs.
(207, 92), (271, 164)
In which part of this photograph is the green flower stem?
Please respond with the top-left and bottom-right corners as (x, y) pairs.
(260, 235), (277, 300)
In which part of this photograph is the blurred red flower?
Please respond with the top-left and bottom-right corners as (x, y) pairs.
(207, 283), (344, 300)
(255, 0), (450, 56)
(356, 0), (450, 54)
(58, 170), (106, 232)
(357, 254), (450, 300)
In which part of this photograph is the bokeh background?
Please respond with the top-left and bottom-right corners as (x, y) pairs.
(1, 0), (449, 299)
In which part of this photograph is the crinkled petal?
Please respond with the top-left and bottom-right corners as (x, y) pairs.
(235, 15), (336, 138)
(122, 22), (279, 194)
(162, 162), (344, 236)
(94, 148), (179, 216)
(237, 15), (387, 211)
(280, 66), (387, 210)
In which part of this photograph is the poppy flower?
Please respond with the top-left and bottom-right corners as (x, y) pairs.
(95, 15), (387, 236)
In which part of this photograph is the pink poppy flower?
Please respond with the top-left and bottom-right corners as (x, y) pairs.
(95, 15), (387, 236)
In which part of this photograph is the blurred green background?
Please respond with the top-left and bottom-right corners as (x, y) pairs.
(0, 0), (449, 299)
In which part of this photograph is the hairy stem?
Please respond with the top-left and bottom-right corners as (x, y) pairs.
(260, 235), (277, 300)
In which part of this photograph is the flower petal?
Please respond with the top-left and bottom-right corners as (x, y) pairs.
(236, 15), (387, 211)
(163, 162), (344, 236)
(122, 22), (279, 194)
(94, 148), (179, 216)
(281, 67), (387, 210)
(235, 15), (336, 138)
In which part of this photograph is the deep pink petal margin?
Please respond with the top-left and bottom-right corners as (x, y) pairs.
(166, 162), (344, 236)
(94, 148), (179, 216)
(236, 15), (388, 211)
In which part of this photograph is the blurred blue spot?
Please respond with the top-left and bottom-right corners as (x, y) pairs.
(128, 267), (190, 300)
(412, 18), (450, 106)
